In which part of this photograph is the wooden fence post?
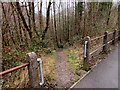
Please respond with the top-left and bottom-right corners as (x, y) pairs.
(103, 31), (108, 53)
(112, 29), (117, 45)
(26, 52), (40, 88)
(83, 36), (90, 71)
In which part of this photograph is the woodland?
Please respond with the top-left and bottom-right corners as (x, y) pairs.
(1, 0), (119, 88)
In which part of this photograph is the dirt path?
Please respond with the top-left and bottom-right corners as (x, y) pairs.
(55, 48), (75, 88)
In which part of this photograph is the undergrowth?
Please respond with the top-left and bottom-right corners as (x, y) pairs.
(63, 45), (84, 74)
(2, 43), (57, 88)
(2, 35), (118, 88)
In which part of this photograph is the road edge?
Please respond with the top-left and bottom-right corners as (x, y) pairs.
(69, 44), (118, 89)
(69, 58), (105, 89)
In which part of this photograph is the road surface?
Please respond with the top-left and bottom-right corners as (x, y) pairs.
(73, 45), (119, 88)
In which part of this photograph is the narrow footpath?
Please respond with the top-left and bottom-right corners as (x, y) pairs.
(73, 44), (119, 88)
(55, 48), (75, 88)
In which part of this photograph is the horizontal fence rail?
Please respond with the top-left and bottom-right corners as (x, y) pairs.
(89, 44), (106, 55)
(0, 63), (29, 76)
(1, 29), (119, 88)
(1, 52), (44, 88)
(91, 34), (106, 41)
(91, 29), (119, 41)
(83, 29), (120, 70)
(107, 32), (113, 36)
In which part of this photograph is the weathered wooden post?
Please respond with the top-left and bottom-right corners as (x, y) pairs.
(83, 36), (90, 71)
(26, 52), (40, 88)
(112, 29), (117, 45)
(103, 31), (108, 53)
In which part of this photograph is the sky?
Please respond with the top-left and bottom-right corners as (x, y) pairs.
(33, 0), (119, 16)
(0, 0), (119, 16)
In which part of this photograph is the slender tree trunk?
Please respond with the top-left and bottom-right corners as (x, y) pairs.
(77, 2), (83, 36)
(41, 1), (52, 40)
(106, 3), (112, 25)
(64, 2), (67, 42)
(58, 0), (62, 45)
(75, 1), (78, 35)
(39, 0), (43, 31)
(61, 2), (65, 42)
(28, 2), (32, 31)
(1, 3), (15, 46)
(67, 1), (70, 43)
(11, 2), (21, 45)
(31, 2), (39, 37)
(1, 3), (9, 46)
(15, 2), (32, 39)
(13, 2), (28, 46)
(53, 1), (59, 47)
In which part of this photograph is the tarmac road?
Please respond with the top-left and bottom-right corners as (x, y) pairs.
(73, 45), (119, 88)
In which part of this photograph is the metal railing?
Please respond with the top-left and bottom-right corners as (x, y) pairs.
(0, 52), (44, 88)
(1, 29), (120, 87)
(83, 29), (120, 70)
(0, 63), (29, 76)
(37, 58), (44, 86)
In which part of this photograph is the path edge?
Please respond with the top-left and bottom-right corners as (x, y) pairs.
(69, 59), (105, 89)
(69, 45), (118, 89)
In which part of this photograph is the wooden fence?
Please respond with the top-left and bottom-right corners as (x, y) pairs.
(83, 29), (120, 70)
(0, 29), (120, 88)
(0, 52), (42, 88)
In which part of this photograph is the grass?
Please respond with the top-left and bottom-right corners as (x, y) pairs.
(2, 46), (57, 88)
(2, 67), (29, 88)
(63, 45), (84, 74)
(2, 39), (118, 88)
(41, 53), (56, 86)
(63, 45), (88, 84)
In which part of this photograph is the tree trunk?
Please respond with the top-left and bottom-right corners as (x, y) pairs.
(15, 2), (32, 39)
(41, 1), (52, 40)
(77, 2), (83, 36)
(106, 3), (112, 25)
(11, 2), (21, 45)
(31, 2), (39, 37)
(28, 2), (32, 31)
(39, 0), (43, 31)
(53, 1), (59, 47)
(67, 1), (70, 43)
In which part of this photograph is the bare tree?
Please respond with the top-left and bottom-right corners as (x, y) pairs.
(41, 0), (52, 40)
(31, 2), (39, 37)
(15, 2), (32, 39)
(39, 0), (43, 31)
(53, 1), (59, 47)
